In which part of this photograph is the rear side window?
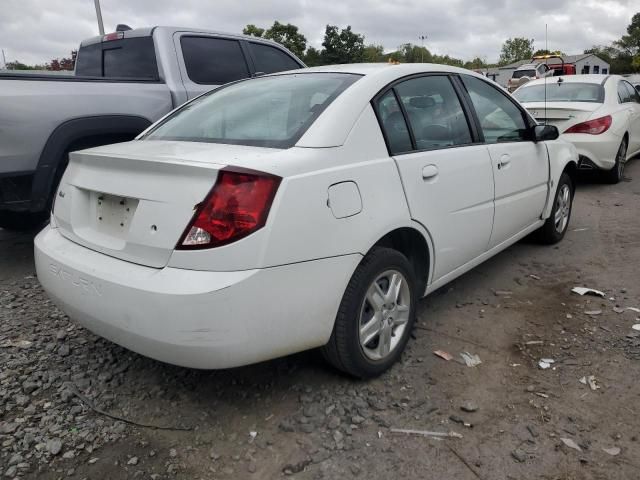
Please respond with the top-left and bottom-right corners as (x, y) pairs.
(618, 81), (632, 103)
(76, 37), (158, 79)
(394, 75), (472, 150)
(462, 75), (529, 143)
(181, 36), (250, 85)
(622, 81), (640, 103)
(374, 90), (413, 154)
(249, 43), (301, 74)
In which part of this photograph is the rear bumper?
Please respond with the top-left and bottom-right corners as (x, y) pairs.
(35, 226), (360, 369)
(560, 132), (621, 170)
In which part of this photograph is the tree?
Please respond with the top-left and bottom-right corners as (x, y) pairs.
(243, 24), (265, 37)
(363, 44), (384, 62)
(303, 46), (323, 66)
(615, 12), (640, 72)
(464, 56), (487, 70)
(532, 49), (564, 57)
(398, 43), (431, 63)
(321, 25), (365, 64)
(499, 37), (534, 65)
(264, 21), (307, 58)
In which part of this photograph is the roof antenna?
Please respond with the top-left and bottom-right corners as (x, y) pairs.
(544, 23), (548, 126)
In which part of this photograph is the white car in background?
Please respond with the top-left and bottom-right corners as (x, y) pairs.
(507, 63), (553, 92)
(35, 64), (577, 378)
(514, 75), (640, 183)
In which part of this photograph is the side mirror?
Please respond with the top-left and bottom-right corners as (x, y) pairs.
(533, 124), (559, 142)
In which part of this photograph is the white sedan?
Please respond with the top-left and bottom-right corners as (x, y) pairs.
(514, 74), (640, 183)
(35, 64), (577, 378)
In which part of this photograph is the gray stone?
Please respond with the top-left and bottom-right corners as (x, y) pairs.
(460, 402), (479, 413)
(511, 449), (527, 463)
(127, 456), (138, 465)
(47, 438), (63, 455)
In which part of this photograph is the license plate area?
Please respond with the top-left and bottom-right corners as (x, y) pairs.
(91, 191), (138, 238)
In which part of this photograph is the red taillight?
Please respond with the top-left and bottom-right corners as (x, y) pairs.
(102, 32), (124, 42)
(177, 169), (281, 249)
(564, 115), (612, 135)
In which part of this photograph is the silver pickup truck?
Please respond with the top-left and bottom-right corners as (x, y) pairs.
(0, 26), (304, 229)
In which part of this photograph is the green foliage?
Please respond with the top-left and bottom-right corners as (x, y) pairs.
(463, 57), (488, 70)
(499, 37), (534, 65)
(532, 49), (565, 57)
(243, 24), (265, 37)
(398, 43), (431, 63)
(363, 44), (385, 63)
(264, 21), (307, 58)
(303, 47), (323, 66)
(321, 25), (364, 64)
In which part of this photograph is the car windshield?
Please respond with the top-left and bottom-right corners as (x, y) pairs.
(512, 69), (536, 79)
(513, 83), (604, 103)
(143, 73), (361, 148)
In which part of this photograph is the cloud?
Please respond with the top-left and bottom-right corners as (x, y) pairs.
(0, 0), (635, 65)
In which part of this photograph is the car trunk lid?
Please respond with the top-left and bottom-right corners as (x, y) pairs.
(53, 140), (279, 268)
(522, 102), (602, 132)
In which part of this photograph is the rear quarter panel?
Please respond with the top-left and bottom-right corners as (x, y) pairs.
(167, 106), (417, 271)
(543, 139), (579, 219)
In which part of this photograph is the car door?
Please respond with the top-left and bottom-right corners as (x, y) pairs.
(373, 74), (495, 281)
(173, 34), (253, 100)
(621, 80), (640, 154)
(459, 75), (549, 249)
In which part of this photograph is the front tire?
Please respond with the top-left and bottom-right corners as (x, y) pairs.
(322, 247), (417, 378)
(537, 172), (573, 244)
(604, 139), (627, 184)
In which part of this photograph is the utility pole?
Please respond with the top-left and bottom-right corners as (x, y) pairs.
(1, 49), (6, 69)
(418, 35), (427, 62)
(94, 0), (105, 35)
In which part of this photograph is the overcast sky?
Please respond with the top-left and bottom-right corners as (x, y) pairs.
(0, 0), (635, 66)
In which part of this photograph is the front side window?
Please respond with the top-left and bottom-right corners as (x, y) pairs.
(394, 75), (472, 150)
(462, 75), (529, 143)
(181, 36), (250, 85)
(374, 90), (412, 154)
(143, 73), (360, 148)
(249, 43), (301, 74)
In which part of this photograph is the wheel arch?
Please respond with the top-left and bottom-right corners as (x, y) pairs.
(367, 224), (433, 295)
(30, 115), (153, 212)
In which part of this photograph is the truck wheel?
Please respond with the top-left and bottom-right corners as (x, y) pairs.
(604, 139), (627, 184)
(0, 211), (48, 232)
(322, 247), (417, 378)
(537, 172), (573, 244)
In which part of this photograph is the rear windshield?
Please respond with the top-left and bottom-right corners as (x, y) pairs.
(75, 37), (159, 79)
(512, 69), (536, 79)
(142, 73), (360, 148)
(513, 83), (604, 103)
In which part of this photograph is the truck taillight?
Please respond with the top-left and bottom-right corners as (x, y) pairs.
(102, 32), (124, 42)
(564, 115), (612, 135)
(176, 169), (281, 250)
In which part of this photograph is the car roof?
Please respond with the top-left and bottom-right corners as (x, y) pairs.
(520, 74), (620, 87)
(79, 25), (290, 51)
(273, 62), (481, 78)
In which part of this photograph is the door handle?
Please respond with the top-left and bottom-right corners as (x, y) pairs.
(497, 154), (511, 169)
(422, 164), (439, 180)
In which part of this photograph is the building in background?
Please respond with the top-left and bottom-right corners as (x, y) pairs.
(486, 53), (611, 88)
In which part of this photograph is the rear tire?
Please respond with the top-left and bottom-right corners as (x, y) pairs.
(604, 139), (627, 184)
(0, 211), (48, 232)
(537, 172), (573, 244)
(322, 247), (417, 378)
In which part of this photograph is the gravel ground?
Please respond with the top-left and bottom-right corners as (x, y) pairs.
(1, 162), (639, 479)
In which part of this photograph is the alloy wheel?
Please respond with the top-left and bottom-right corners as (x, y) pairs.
(359, 270), (411, 361)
